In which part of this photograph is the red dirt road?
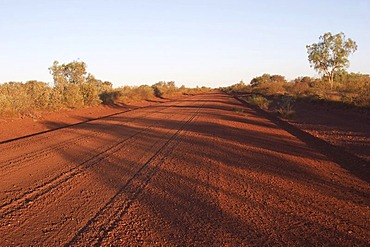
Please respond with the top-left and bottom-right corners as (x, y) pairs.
(0, 92), (369, 246)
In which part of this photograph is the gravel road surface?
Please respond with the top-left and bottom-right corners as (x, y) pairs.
(1, 92), (369, 246)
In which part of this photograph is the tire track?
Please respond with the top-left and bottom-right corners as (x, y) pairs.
(0, 104), (172, 161)
(0, 98), (178, 146)
(2, 102), (200, 245)
(66, 103), (203, 246)
(0, 133), (99, 171)
(2, 92), (369, 246)
(0, 96), (190, 161)
(0, 108), (137, 147)
(0, 100), (197, 218)
(0, 103), (177, 174)
(0, 106), (172, 208)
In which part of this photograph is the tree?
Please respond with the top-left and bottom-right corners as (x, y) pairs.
(270, 75), (286, 83)
(49, 60), (87, 88)
(250, 74), (271, 87)
(306, 32), (357, 90)
(249, 74), (287, 95)
(250, 74), (286, 87)
(48, 60), (104, 107)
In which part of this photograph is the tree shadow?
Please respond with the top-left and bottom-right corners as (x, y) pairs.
(1, 92), (369, 246)
(234, 96), (370, 184)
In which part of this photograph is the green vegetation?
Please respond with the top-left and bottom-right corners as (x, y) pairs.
(0, 61), (210, 117)
(222, 71), (370, 114)
(222, 32), (369, 112)
(250, 74), (287, 95)
(114, 83), (209, 104)
(1, 32), (367, 118)
(275, 96), (295, 118)
(0, 61), (113, 117)
(245, 95), (271, 110)
(306, 32), (357, 90)
(0, 81), (52, 117)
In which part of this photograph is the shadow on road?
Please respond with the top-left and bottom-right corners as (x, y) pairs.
(2, 92), (369, 245)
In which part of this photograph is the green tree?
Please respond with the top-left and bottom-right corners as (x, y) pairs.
(250, 74), (287, 95)
(306, 32), (357, 90)
(250, 74), (286, 86)
(250, 73), (271, 87)
(49, 60), (87, 88)
(48, 60), (103, 107)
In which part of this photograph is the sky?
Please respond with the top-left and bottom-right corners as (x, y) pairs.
(0, 0), (369, 88)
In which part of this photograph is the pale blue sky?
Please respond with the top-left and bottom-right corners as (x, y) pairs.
(0, 0), (369, 87)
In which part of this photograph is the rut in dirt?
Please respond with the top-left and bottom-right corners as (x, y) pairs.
(0, 92), (369, 246)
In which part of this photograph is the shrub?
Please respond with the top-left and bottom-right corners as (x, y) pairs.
(353, 82), (370, 107)
(80, 82), (102, 106)
(48, 87), (64, 110)
(0, 60), (212, 118)
(276, 96), (295, 118)
(290, 81), (310, 96)
(249, 74), (287, 95)
(0, 94), (13, 116)
(246, 95), (271, 110)
(221, 81), (250, 93)
(62, 84), (84, 108)
(136, 85), (155, 100)
(99, 90), (122, 105)
(0, 82), (33, 116)
(24, 81), (52, 109)
(151, 81), (179, 97)
(116, 85), (155, 103)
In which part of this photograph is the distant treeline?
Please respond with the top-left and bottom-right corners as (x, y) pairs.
(222, 72), (370, 108)
(0, 60), (210, 117)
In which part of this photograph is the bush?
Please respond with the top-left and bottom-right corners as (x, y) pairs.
(0, 60), (211, 118)
(116, 85), (155, 103)
(276, 96), (295, 118)
(151, 81), (180, 97)
(180, 86), (212, 95)
(80, 82), (102, 106)
(353, 84), (370, 107)
(0, 94), (13, 116)
(62, 84), (84, 108)
(246, 95), (271, 110)
(0, 82), (35, 116)
(48, 87), (64, 110)
(262, 81), (286, 95)
(99, 90), (122, 105)
(249, 74), (287, 95)
(24, 81), (52, 109)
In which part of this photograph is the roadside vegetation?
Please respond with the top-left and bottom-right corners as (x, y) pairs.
(222, 32), (369, 118)
(2, 32), (367, 118)
(223, 72), (370, 118)
(0, 61), (210, 117)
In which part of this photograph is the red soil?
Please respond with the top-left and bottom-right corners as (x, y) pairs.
(0, 92), (369, 246)
(290, 101), (370, 163)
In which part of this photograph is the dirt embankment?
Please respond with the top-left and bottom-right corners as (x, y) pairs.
(236, 94), (370, 182)
(0, 98), (169, 143)
(0, 92), (369, 246)
(290, 101), (370, 162)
